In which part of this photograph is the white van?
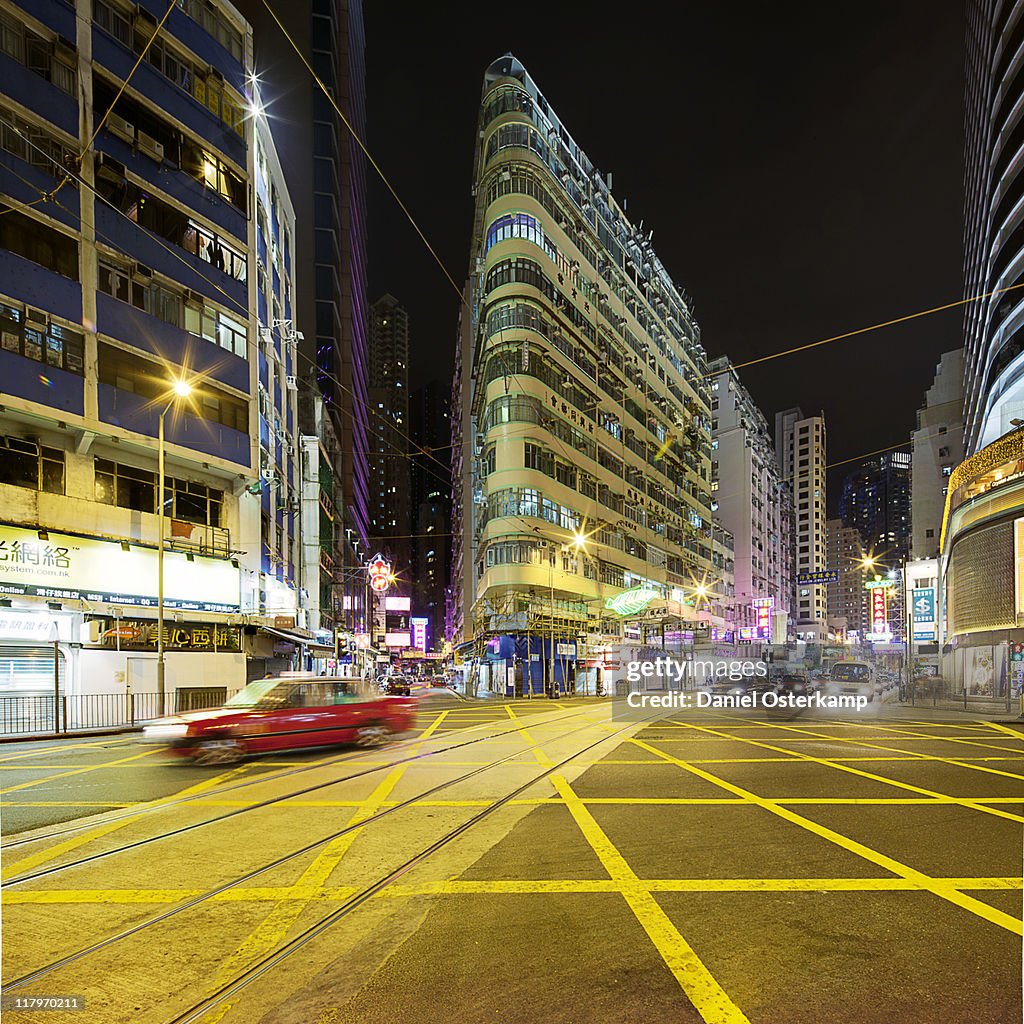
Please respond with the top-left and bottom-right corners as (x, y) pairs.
(826, 661), (874, 702)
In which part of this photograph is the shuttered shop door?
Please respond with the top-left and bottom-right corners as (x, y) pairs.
(0, 645), (66, 695)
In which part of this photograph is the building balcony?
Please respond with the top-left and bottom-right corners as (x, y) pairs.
(92, 31), (245, 168)
(95, 294), (249, 395)
(0, 56), (76, 137)
(0, 348), (84, 416)
(98, 383), (251, 468)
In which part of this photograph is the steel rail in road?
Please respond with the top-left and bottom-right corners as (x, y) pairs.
(164, 713), (642, 1024)
(2, 709), (640, 995)
(1, 702), (598, 871)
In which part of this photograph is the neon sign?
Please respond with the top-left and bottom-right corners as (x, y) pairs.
(605, 586), (661, 616)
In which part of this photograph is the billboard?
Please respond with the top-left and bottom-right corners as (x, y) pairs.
(912, 587), (935, 642)
(385, 596), (411, 612)
(411, 616), (428, 652)
(0, 523), (239, 612)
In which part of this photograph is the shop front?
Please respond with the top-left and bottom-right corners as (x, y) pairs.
(0, 521), (244, 711)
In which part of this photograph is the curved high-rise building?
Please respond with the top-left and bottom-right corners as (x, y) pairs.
(939, 2), (1024, 699)
(963, 0), (1024, 449)
(449, 55), (716, 693)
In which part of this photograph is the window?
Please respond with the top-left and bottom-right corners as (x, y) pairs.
(0, 304), (84, 375)
(98, 342), (247, 433)
(0, 437), (64, 493)
(481, 447), (495, 477)
(926, 529), (934, 538)
(0, 12), (76, 95)
(95, 457), (155, 512)
(524, 442), (554, 476)
(0, 105), (78, 179)
(168, 477), (222, 525)
(0, 207), (78, 279)
(485, 213), (544, 253)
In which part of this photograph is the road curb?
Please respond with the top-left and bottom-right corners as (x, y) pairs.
(0, 726), (142, 744)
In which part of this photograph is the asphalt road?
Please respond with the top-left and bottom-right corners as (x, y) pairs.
(1, 700), (1021, 1024)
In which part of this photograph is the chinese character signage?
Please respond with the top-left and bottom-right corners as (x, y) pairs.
(0, 523), (240, 612)
(410, 616), (428, 653)
(871, 587), (888, 637)
(796, 570), (839, 585)
(97, 619), (241, 651)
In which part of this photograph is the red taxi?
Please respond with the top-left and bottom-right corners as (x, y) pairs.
(141, 675), (416, 765)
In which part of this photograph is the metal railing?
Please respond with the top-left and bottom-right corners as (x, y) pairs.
(0, 689), (232, 737)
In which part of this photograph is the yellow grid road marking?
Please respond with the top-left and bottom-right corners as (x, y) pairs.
(196, 709), (451, 1022)
(0, 748), (161, 796)
(6, 876), (1020, 905)
(737, 718), (1024, 782)
(1, 766), (249, 877)
(0, 739), (135, 763)
(632, 736), (1023, 936)
(665, 720), (1024, 826)
(551, 773), (750, 1024)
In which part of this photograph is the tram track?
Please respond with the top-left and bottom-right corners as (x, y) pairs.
(1, 702), (597, 877)
(2, 707), (636, 1002)
(163, 712), (640, 1024)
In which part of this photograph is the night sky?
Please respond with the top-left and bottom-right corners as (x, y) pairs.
(256, 2), (966, 509)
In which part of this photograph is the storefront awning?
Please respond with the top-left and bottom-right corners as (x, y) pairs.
(260, 627), (335, 651)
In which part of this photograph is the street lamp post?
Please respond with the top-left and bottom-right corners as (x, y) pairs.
(157, 379), (192, 717)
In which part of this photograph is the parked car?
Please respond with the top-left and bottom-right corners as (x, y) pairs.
(141, 676), (416, 765)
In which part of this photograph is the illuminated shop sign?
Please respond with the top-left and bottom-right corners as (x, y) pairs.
(0, 523), (240, 612)
(368, 554), (392, 594)
(605, 586), (660, 616)
(96, 619), (241, 651)
(411, 616), (428, 652)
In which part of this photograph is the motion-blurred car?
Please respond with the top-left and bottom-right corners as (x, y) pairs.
(142, 676), (416, 764)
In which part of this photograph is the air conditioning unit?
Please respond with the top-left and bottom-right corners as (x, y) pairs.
(95, 152), (126, 185)
(286, 375), (297, 390)
(137, 132), (164, 163)
(261, 468), (275, 482)
(106, 112), (135, 144)
(25, 307), (47, 327)
(134, 263), (153, 278)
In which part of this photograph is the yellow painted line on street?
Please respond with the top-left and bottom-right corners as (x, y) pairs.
(0, 738), (135, 763)
(984, 721), (1024, 741)
(632, 736), (1023, 936)
(0, 747), (163, 797)
(505, 705), (552, 767)
(749, 720), (1024, 784)
(1, 801), (141, 807)
(841, 720), (1024, 756)
(7, 876), (1021, 905)
(673, 720), (1024, 826)
(1, 765), (248, 877)
(551, 773), (750, 1024)
(198, 708), (451, 1021)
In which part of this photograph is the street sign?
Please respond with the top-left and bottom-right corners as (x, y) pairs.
(1012, 643), (1024, 663)
(797, 570), (838, 585)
